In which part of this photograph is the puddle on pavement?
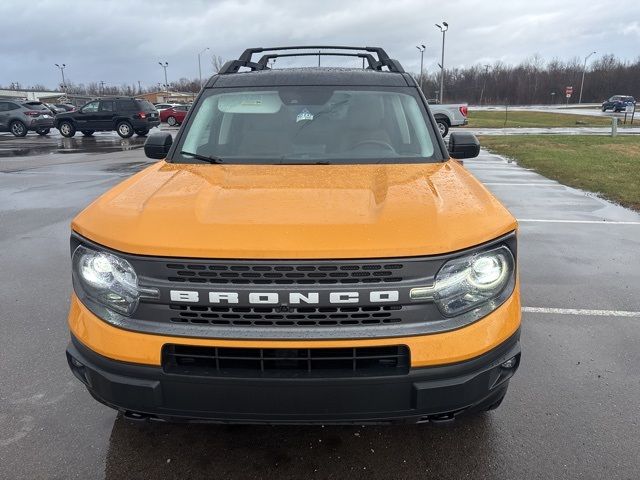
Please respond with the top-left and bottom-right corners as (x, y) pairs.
(0, 135), (146, 158)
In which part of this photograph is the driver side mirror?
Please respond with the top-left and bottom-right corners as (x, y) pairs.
(448, 132), (480, 159)
(144, 132), (173, 159)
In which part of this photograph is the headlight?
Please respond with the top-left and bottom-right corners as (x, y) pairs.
(72, 245), (139, 316)
(433, 246), (515, 317)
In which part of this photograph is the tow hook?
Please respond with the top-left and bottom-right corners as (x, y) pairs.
(429, 413), (457, 425)
(123, 411), (151, 422)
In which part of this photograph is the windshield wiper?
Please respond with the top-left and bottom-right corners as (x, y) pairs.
(180, 150), (225, 164)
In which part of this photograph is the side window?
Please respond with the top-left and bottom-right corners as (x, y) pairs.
(99, 101), (114, 112)
(0, 102), (8, 112)
(82, 101), (100, 113)
(7, 103), (20, 111)
(116, 100), (136, 111)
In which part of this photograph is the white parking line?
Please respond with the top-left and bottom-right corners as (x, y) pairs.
(518, 219), (640, 225)
(523, 307), (640, 317)
(483, 182), (560, 186)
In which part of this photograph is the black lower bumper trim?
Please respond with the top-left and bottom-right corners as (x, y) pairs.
(66, 330), (520, 424)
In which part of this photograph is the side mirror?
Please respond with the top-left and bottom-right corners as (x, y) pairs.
(144, 132), (173, 160)
(448, 132), (480, 159)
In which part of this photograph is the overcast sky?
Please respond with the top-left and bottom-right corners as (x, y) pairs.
(1, 0), (639, 90)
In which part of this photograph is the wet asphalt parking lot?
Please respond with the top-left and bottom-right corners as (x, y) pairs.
(1, 130), (639, 480)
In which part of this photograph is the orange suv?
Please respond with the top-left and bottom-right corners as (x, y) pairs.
(66, 46), (520, 424)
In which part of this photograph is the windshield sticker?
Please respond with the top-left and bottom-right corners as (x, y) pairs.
(296, 108), (314, 123)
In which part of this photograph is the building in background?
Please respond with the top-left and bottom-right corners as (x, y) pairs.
(137, 91), (196, 104)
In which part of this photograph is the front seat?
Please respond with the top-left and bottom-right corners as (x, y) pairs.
(341, 95), (392, 152)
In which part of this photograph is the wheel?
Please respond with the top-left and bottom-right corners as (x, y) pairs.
(81, 130), (95, 136)
(167, 116), (177, 127)
(36, 128), (51, 136)
(435, 117), (450, 137)
(58, 121), (76, 138)
(10, 120), (28, 137)
(601, 107), (607, 112)
(135, 129), (149, 136)
(116, 121), (133, 138)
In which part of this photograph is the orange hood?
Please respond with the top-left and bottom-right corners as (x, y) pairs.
(72, 160), (516, 259)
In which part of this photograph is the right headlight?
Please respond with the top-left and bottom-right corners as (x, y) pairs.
(433, 246), (515, 317)
(72, 245), (140, 316)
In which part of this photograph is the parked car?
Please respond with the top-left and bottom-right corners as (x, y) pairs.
(55, 97), (160, 138)
(0, 100), (55, 137)
(54, 103), (76, 112)
(428, 103), (469, 137)
(160, 105), (190, 126)
(601, 95), (636, 112)
(65, 45), (521, 425)
(154, 103), (179, 113)
(44, 103), (65, 114)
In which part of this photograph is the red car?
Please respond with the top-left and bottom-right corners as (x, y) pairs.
(160, 105), (190, 126)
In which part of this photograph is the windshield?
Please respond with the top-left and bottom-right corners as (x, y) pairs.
(175, 86), (442, 164)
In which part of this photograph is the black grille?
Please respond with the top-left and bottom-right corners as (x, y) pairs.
(165, 262), (404, 285)
(162, 345), (410, 378)
(168, 304), (403, 327)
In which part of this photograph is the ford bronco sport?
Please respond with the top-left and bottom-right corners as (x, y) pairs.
(66, 46), (521, 424)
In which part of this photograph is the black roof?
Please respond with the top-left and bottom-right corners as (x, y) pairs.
(208, 67), (412, 88)
(205, 46), (413, 88)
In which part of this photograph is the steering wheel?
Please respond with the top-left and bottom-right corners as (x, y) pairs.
(350, 140), (396, 152)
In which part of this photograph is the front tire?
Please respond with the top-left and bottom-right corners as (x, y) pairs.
(58, 121), (76, 138)
(81, 130), (95, 137)
(36, 128), (51, 136)
(135, 128), (149, 136)
(10, 120), (28, 137)
(435, 117), (450, 137)
(167, 116), (177, 127)
(116, 121), (133, 139)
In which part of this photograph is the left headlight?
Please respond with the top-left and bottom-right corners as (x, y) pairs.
(72, 245), (139, 316)
(433, 246), (515, 318)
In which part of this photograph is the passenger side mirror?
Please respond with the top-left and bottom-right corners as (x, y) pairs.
(144, 132), (173, 160)
(448, 132), (480, 159)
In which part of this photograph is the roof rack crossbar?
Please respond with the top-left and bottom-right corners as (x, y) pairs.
(256, 52), (380, 70)
(219, 46), (404, 74)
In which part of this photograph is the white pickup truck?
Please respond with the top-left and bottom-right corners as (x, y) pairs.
(429, 103), (469, 137)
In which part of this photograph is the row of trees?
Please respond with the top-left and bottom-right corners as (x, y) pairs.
(3, 54), (637, 105)
(416, 54), (640, 105)
(1, 56), (228, 96)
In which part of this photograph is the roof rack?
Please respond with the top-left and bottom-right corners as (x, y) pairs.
(218, 46), (405, 74)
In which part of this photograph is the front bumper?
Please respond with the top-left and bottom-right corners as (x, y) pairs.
(66, 330), (520, 424)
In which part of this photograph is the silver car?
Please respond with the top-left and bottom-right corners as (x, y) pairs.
(0, 100), (55, 137)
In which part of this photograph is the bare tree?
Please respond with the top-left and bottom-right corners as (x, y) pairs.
(211, 54), (226, 73)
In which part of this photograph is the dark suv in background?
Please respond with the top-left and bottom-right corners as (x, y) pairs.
(55, 97), (159, 138)
(601, 95), (636, 112)
(0, 100), (55, 137)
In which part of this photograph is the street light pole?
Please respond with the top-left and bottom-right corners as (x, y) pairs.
(416, 44), (426, 94)
(158, 62), (169, 94)
(198, 47), (210, 86)
(578, 51), (596, 104)
(435, 22), (448, 104)
(479, 64), (490, 105)
(54, 63), (67, 94)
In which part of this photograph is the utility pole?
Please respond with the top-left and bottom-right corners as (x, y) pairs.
(578, 51), (596, 104)
(435, 22), (448, 104)
(158, 62), (169, 93)
(137, 80), (142, 94)
(54, 63), (67, 94)
(99, 80), (105, 95)
(198, 47), (209, 86)
(416, 44), (426, 94)
(479, 64), (490, 105)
